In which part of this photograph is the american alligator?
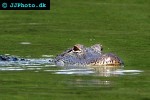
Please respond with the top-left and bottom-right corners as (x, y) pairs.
(54, 44), (124, 67)
(0, 44), (124, 67)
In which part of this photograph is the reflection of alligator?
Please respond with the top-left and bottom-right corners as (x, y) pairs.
(54, 44), (124, 67)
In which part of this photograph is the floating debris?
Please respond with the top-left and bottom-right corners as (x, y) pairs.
(20, 42), (31, 45)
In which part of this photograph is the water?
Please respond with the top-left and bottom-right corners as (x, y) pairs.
(0, 56), (148, 100)
(0, 56), (143, 77)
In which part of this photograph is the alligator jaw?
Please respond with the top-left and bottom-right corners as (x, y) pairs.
(92, 53), (124, 67)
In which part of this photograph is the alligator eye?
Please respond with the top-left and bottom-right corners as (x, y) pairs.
(73, 46), (79, 51)
(73, 45), (81, 51)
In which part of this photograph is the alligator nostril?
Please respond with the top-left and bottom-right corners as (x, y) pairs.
(101, 47), (103, 51)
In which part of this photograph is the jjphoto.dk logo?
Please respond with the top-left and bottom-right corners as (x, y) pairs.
(2, 2), (7, 8)
(9, 3), (46, 8)
(0, 0), (50, 10)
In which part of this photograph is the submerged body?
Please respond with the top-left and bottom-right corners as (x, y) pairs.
(54, 44), (124, 67)
(0, 55), (25, 61)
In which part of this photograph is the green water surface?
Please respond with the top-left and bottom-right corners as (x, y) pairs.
(0, 0), (149, 100)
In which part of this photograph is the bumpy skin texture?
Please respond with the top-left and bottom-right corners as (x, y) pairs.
(54, 44), (124, 67)
(0, 55), (25, 61)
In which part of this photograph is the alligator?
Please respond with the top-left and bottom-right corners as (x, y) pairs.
(0, 44), (124, 68)
(54, 44), (124, 67)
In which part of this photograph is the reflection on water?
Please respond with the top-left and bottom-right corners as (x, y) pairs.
(65, 79), (111, 88)
(51, 67), (143, 77)
(92, 67), (143, 76)
(0, 57), (143, 77)
(93, 66), (122, 77)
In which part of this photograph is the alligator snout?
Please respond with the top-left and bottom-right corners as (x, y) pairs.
(93, 53), (124, 66)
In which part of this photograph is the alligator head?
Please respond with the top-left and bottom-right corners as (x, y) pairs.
(54, 44), (124, 67)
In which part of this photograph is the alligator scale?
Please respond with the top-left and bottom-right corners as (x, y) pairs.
(54, 44), (124, 67)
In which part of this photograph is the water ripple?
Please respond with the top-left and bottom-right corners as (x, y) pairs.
(0, 58), (143, 76)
